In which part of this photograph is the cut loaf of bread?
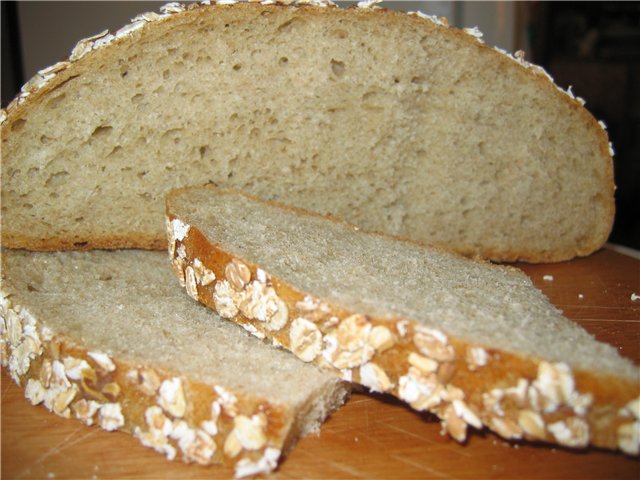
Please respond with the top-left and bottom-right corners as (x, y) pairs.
(0, 1), (613, 262)
(0, 249), (349, 477)
(166, 185), (639, 455)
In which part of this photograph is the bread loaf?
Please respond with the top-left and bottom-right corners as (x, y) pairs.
(0, 249), (349, 477)
(165, 185), (639, 454)
(0, 1), (614, 262)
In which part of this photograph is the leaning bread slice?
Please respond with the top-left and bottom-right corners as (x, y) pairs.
(0, 249), (349, 477)
(166, 185), (639, 455)
(1, 1), (613, 262)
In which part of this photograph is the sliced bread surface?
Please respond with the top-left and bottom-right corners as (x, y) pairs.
(0, 249), (349, 477)
(166, 185), (639, 454)
(0, 1), (613, 262)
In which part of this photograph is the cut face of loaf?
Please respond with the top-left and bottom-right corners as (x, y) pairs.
(0, 249), (349, 477)
(0, 2), (613, 262)
(166, 185), (639, 455)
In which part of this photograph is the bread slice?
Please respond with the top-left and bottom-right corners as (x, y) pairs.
(0, 249), (349, 477)
(165, 185), (639, 455)
(0, 1), (613, 262)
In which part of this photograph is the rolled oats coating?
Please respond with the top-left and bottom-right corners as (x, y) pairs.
(323, 314), (374, 369)
(159, 377), (187, 418)
(73, 399), (102, 426)
(290, 317), (322, 362)
(226, 259), (252, 291)
(214, 280), (240, 318)
(99, 402), (125, 431)
(359, 362), (392, 393)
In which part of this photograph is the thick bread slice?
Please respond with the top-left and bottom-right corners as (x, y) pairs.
(166, 185), (639, 455)
(0, 249), (349, 477)
(0, 1), (613, 262)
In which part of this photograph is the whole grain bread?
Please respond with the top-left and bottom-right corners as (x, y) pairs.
(0, 1), (613, 262)
(0, 249), (349, 477)
(166, 185), (639, 454)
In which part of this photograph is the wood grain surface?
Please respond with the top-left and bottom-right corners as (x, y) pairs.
(2, 247), (639, 479)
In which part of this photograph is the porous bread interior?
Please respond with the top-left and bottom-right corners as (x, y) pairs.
(1, 249), (346, 411)
(1, 3), (612, 262)
(169, 187), (636, 380)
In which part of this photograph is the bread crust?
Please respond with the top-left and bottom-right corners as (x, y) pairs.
(0, 1), (615, 262)
(165, 186), (638, 454)
(0, 256), (348, 476)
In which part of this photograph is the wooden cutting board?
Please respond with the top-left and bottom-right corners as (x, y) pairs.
(2, 247), (639, 479)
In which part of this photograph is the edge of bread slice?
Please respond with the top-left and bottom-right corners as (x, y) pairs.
(0, 1), (614, 262)
(165, 185), (639, 455)
(0, 249), (349, 477)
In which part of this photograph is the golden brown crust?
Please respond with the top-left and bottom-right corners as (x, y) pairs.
(0, 289), (306, 475)
(0, 232), (165, 251)
(165, 196), (639, 454)
(0, 1), (615, 263)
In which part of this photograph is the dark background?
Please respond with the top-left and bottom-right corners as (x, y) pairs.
(2, 1), (638, 251)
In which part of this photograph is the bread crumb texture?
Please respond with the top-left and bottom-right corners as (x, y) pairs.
(166, 186), (639, 454)
(1, 249), (349, 476)
(0, 1), (614, 262)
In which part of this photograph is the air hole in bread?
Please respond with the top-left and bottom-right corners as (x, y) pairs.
(196, 54), (212, 64)
(40, 135), (52, 145)
(362, 90), (384, 111)
(46, 93), (66, 109)
(44, 171), (69, 188)
(73, 241), (88, 248)
(173, 81), (187, 94)
(233, 64), (242, 71)
(333, 28), (348, 39)
(161, 128), (183, 143)
(277, 17), (302, 33)
(107, 146), (122, 158)
(279, 56), (289, 65)
(11, 118), (26, 132)
(199, 146), (208, 158)
(138, 171), (148, 178)
(74, 216), (84, 223)
(330, 59), (345, 78)
(131, 93), (144, 104)
(90, 125), (112, 140)
(419, 35), (430, 51)
(22, 203), (33, 210)
(162, 69), (170, 80)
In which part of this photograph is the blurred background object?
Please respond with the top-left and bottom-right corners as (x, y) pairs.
(2, 1), (637, 250)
